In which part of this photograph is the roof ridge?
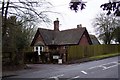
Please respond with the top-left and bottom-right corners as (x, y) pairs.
(61, 27), (86, 32)
(38, 28), (53, 31)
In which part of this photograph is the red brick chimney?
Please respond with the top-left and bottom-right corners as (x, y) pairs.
(54, 18), (59, 31)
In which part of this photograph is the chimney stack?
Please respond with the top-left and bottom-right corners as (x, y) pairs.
(54, 18), (59, 31)
(77, 24), (82, 28)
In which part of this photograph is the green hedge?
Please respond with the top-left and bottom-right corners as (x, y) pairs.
(67, 44), (120, 61)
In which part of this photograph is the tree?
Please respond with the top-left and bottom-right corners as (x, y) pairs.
(1, 0), (53, 22)
(69, 0), (86, 12)
(93, 13), (118, 44)
(2, 16), (35, 65)
(69, 0), (120, 16)
(1, 0), (54, 38)
(113, 19), (120, 44)
(100, 1), (120, 16)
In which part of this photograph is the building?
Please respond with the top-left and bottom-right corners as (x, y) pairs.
(31, 19), (100, 63)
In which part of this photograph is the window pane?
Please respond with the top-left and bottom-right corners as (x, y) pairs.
(40, 46), (42, 50)
(36, 47), (38, 51)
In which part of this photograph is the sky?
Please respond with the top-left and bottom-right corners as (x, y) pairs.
(39, 0), (109, 35)
(1, 0), (116, 35)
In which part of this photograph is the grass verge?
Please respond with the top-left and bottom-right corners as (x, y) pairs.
(89, 53), (120, 60)
(67, 53), (120, 64)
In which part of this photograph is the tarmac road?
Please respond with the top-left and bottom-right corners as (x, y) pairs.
(3, 56), (120, 80)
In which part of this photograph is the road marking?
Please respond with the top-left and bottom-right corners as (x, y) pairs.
(67, 76), (80, 80)
(100, 65), (107, 69)
(73, 76), (80, 78)
(88, 61), (118, 70)
(49, 74), (64, 78)
(102, 61), (118, 66)
(81, 71), (87, 74)
(103, 64), (118, 70)
(49, 76), (60, 80)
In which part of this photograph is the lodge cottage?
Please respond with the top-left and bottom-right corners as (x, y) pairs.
(31, 18), (100, 63)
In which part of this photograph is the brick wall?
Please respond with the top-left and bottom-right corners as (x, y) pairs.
(79, 34), (90, 45)
(34, 35), (44, 45)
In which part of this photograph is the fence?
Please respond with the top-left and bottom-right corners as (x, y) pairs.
(67, 44), (120, 61)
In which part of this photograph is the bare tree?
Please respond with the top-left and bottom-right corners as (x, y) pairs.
(1, 0), (57, 37)
(113, 19), (120, 44)
(93, 13), (118, 44)
(1, 0), (53, 22)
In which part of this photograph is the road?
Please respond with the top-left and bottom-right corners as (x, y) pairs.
(3, 56), (120, 80)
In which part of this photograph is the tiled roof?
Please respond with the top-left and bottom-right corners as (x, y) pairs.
(38, 28), (54, 45)
(37, 27), (86, 45)
(31, 27), (100, 46)
(89, 35), (100, 45)
(54, 28), (86, 45)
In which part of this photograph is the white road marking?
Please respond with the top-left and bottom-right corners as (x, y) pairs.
(102, 61), (118, 65)
(100, 65), (107, 69)
(103, 64), (118, 70)
(73, 76), (80, 78)
(81, 71), (87, 74)
(67, 76), (80, 80)
(49, 74), (64, 78)
(88, 66), (99, 69)
(89, 61), (118, 70)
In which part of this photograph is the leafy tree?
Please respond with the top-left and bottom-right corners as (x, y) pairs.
(93, 13), (118, 44)
(69, 0), (86, 12)
(2, 16), (35, 65)
(69, 0), (120, 16)
(100, 1), (120, 16)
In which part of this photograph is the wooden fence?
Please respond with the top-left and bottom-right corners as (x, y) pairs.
(67, 44), (120, 61)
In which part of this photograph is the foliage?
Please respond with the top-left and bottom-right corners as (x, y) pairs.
(69, 0), (86, 12)
(69, 0), (120, 16)
(100, 1), (120, 16)
(93, 13), (119, 44)
(24, 52), (39, 63)
(113, 19), (120, 44)
(2, 16), (35, 65)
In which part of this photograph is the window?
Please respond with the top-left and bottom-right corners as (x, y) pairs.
(36, 47), (38, 51)
(34, 46), (38, 52)
(34, 46), (44, 55)
(40, 46), (43, 51)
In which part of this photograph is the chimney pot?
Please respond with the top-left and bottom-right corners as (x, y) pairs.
(77, 24), (82, 28)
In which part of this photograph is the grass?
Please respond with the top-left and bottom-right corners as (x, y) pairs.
(67, 53), (120, 64)
(89, 53), (120, 60)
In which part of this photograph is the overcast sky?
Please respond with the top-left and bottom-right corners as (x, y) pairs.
(1, 0), (111, 35)
(39, 0), (109, 35)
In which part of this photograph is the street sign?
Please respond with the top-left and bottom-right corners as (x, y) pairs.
(53, 55), (59, 59)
